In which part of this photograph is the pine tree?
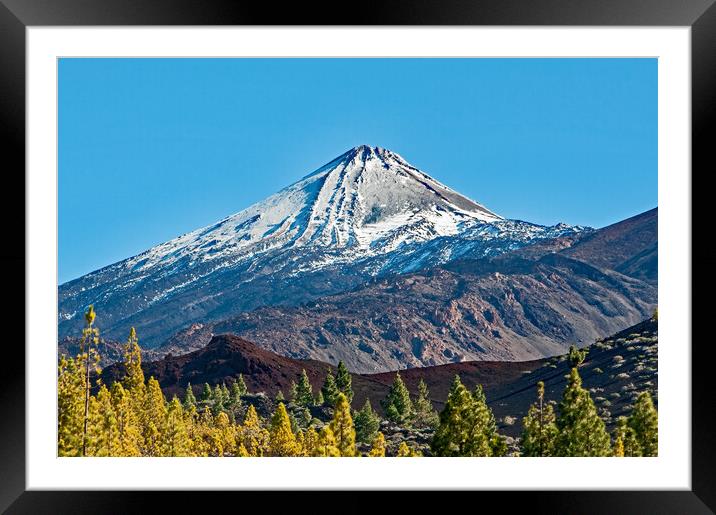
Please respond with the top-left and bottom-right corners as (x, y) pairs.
(110, 382), (141, 456)
(381, 372), (413, 425)
(396, 441), (422, 457)
(314, 390), (325, 407)
(239, 405), (269, 457)
(354, 399), (381, 444)
(368, 432), (386, 457)
(163, 397), (191, 456)
(121, 327), (146, 440)
(432, 375), (472, 456)
(335, 361), (354, 403)
(200, 383), (213, 405)
(80, 305), (101, 456)
(613, 417), (641, 457)
(183, 383), (197, 411)
(122, 327), (145, 393)
(288, 380), (298, 402)
(554, 368), (611, 456)
(431, 375), (502, 456)
(275, 389), (285, 402)
(212, 384), (226, 415)
(568, 345), (588, 367)
(303, 426), (320, 456)
(613, 435), (625, 457)
(213, 411), (236, 456)
(520, 381), (558, 457)
(142, 376), (168, 456)
(294, 369), (314, 407)
(86, 384), (119, 456)
(321, 370), (339, 407)
(313, 426), (340, 457)
(470, 385), (505, 456)
(229, 380), (244, 410)
(628, 392), (658, 457)
(236, 374), (248, 397)
(269, 403), (299, 456)
(330, 393), (356, 457)
(412, 379), (439, 429)
(57, 355), (85, 456)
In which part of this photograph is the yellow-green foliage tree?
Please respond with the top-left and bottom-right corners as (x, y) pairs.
(368, 432), (386, 457)
(110, 382), (141, 456)
(329, 393), (356, 457)
(302, 426), (320, 456)
(80, 305), (101, 457)
(163, 397), (192, 456)
(396, 441), (422, 457)
(614, 416), (641, 457)
(123, 327), (144, 393)
(142, 377), (167, 456)
(57, 355), (85, 456)
(313, 426), (340, 457)
(238, 405), (269, 457)
(269, 403), (300, 456)
(208, 411), (236, 456)
(86, 384), (119, 457)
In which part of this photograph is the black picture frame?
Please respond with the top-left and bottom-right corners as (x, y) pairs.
(1, 0), (711, 512)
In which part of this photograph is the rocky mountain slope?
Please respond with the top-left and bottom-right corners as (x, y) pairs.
(561, 207), (657, 284)
(154, 206), (657, 373)
(59, 145), (586, 347)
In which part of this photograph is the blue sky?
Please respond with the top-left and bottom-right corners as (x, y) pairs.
(59, 58), (657, 284)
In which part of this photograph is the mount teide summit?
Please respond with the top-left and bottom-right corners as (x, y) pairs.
(59, 145), (588, 347)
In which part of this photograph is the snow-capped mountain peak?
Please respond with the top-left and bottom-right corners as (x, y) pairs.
(59, 146), (588, 347)
(124, 145), (502, 272)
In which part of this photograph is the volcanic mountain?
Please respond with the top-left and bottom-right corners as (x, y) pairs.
(58, 145), (586, 347)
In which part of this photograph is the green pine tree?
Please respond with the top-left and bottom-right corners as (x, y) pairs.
(314, 390), (325, 407)
(381, 371), (413, 425)
(335, 361), (354, 403)
(554, 368), (611, 456)
(431, 375), (475, 456)
(230, 380), (244, 407)
(471, 385), (506, 456)
(200, 383), (212, 404)
(236, 374), (248, 397)
(183, 383), (197, 411)
(288, 380), (298, 402)
(614, 416), (641, 456)
(321, 370), (339, 407)
(354, 399), (381, 444)
(520, 381), (558, 456)
(628, 391), (658, 456)
(294, 369), (314, 407)
(412, 379), (439, 429)
(431, 375), (504, 456)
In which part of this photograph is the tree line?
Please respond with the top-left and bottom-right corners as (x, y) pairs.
(58, 306), (657, 457)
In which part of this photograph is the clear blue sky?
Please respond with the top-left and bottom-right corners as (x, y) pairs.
(59, 58), (657, 284)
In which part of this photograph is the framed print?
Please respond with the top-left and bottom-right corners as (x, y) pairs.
(1, 0), (712, 512)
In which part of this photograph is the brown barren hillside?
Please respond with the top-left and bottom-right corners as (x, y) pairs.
(102, 318), (657, 439)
